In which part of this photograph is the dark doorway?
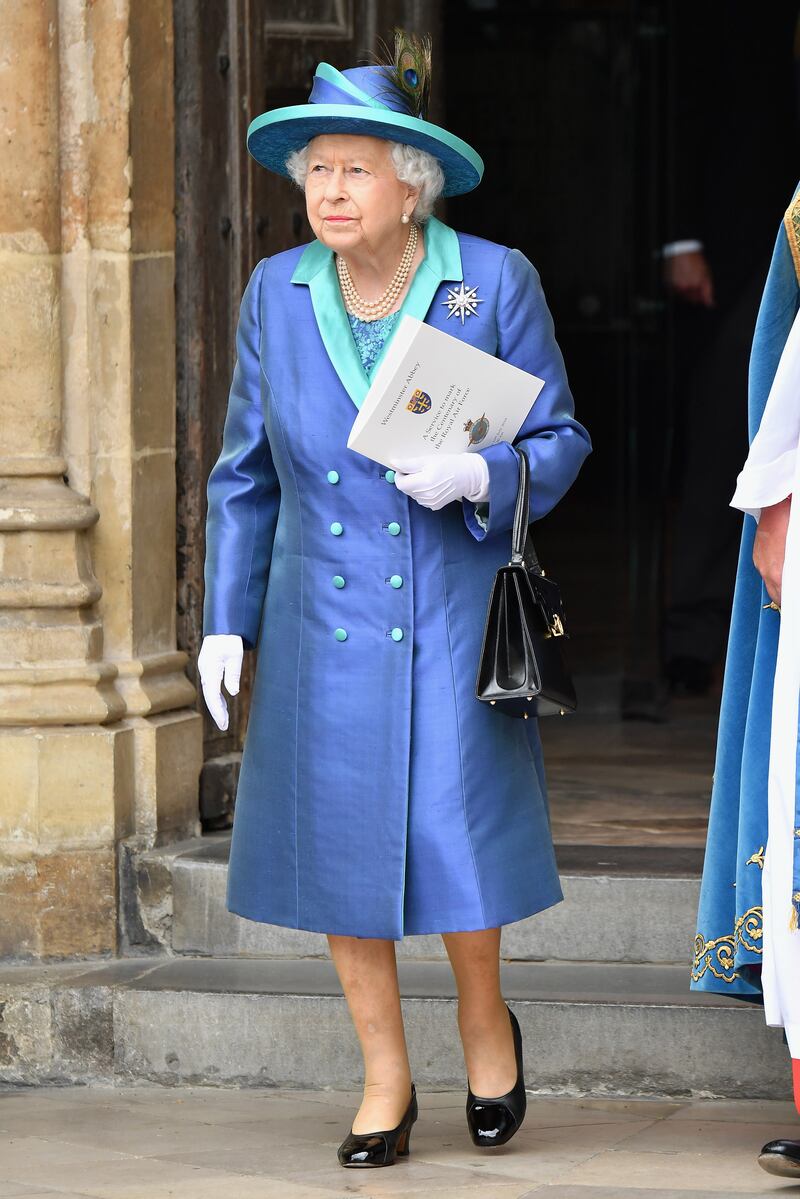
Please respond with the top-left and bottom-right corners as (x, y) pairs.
(443, 0), (671, 716)
(442, 0), (800, 725)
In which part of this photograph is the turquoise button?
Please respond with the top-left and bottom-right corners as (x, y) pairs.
(385, 469), (396, 483)
(332, 575), (345, 589)
(390, 574), (403, 589)
(391, 627), (404, 642)
(327, 470), (340, 484)
(330, 521), (343, 536)
(387, 521), (401, 536)
(334, 628), (348, 641)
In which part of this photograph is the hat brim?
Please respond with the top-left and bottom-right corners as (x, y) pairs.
(246, 104), (484, 198)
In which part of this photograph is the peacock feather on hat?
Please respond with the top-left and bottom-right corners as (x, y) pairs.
(369, 29), (433, 120)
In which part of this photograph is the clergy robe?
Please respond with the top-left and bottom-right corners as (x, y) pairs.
(692, 189), (800, 1055)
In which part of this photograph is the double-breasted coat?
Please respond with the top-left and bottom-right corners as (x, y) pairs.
(203, 215), (592, 939)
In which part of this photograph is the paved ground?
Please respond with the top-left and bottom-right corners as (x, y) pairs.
(541, 701), (717, 848)
(0, 1086), (798, 1198)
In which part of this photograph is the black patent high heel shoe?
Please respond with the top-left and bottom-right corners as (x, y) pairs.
(466, 1003), (526, 1148)
(337, 1083), (418, 1168)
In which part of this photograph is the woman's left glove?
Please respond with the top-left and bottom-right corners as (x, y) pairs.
(391, 452), (490, 511)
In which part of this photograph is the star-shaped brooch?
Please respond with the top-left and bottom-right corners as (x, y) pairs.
(442, 282), (484, 324)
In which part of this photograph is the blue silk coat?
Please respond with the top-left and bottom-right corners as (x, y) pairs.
(203, 215), (592, 939)
(692, 193), (800, 996)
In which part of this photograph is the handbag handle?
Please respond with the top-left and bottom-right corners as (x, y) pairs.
(510, 445), (543, 575)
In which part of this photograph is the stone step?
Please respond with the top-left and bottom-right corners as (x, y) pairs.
(167, 835), (703, 964)
(0, 956), (788, 1099)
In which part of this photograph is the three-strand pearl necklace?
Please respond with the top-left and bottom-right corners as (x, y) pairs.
(336, 221), (419, 321)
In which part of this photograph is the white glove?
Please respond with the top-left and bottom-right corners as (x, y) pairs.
(197, 634), (243, 731)
(391, 452), (490, 511)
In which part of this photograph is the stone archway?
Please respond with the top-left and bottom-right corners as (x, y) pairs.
(0, 0), (201, 959)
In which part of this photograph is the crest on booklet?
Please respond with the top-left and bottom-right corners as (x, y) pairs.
(407, 388), (432, 414)
(464, 414), (489, 445)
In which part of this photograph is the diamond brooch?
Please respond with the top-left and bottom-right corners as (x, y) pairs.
(442, 282), (484, 324)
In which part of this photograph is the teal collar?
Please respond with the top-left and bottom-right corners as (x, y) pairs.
(290, 216), (463, 409)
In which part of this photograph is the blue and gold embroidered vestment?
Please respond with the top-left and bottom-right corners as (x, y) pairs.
(692, 189), (800, 996)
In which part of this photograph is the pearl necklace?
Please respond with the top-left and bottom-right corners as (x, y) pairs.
(336, 222), (419, 321)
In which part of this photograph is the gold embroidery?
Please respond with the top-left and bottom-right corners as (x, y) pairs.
(736, 907), (763, 952)
(692, 932), (736, 983)
(692, 906), (763, 983)
(746, 847), (765, 870)
(784, 193), (800, 284)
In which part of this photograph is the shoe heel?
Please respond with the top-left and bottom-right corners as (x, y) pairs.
(396, 1128), (411, 1156)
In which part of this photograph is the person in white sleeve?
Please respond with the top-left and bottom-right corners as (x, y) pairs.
(691, 185), (800, 1179)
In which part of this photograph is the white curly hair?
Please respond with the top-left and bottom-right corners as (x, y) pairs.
(285, 139), (445, 223)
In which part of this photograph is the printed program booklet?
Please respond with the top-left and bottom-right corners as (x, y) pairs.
(346, 315), (545, 466)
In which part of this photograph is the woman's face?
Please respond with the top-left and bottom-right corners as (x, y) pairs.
(304, 134), (419, 255)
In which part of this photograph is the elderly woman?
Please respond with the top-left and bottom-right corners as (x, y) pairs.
(198, 36), (591, 1169)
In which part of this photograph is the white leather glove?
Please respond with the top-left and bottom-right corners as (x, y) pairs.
(391, 452), (490, 511)
(197, 634), (243, 731)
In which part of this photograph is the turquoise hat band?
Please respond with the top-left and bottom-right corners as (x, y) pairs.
(310, 61), (393, 111)
(247, 103), (484, 198)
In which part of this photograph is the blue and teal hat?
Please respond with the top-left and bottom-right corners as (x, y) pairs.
(246, 61), (484, 198)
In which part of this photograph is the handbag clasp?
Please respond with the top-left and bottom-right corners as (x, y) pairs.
(549, 613), (565, 638)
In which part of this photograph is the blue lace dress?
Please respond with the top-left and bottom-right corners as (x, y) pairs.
(347, 310), (401, 376)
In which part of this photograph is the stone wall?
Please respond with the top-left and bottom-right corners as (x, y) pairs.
(0, 0), (202, 959)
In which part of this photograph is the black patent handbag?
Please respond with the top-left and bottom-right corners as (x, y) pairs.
(475, 445), (577, 718)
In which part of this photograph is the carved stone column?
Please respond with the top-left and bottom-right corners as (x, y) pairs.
(0, 0), (202, 958)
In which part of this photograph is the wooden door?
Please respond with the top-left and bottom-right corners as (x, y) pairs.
(174, 0), (442, 823)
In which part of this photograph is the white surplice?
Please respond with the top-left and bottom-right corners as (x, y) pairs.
(731, 306), (800, 1057)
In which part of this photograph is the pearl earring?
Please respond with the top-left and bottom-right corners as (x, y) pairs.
(401, 212), (410, 224)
